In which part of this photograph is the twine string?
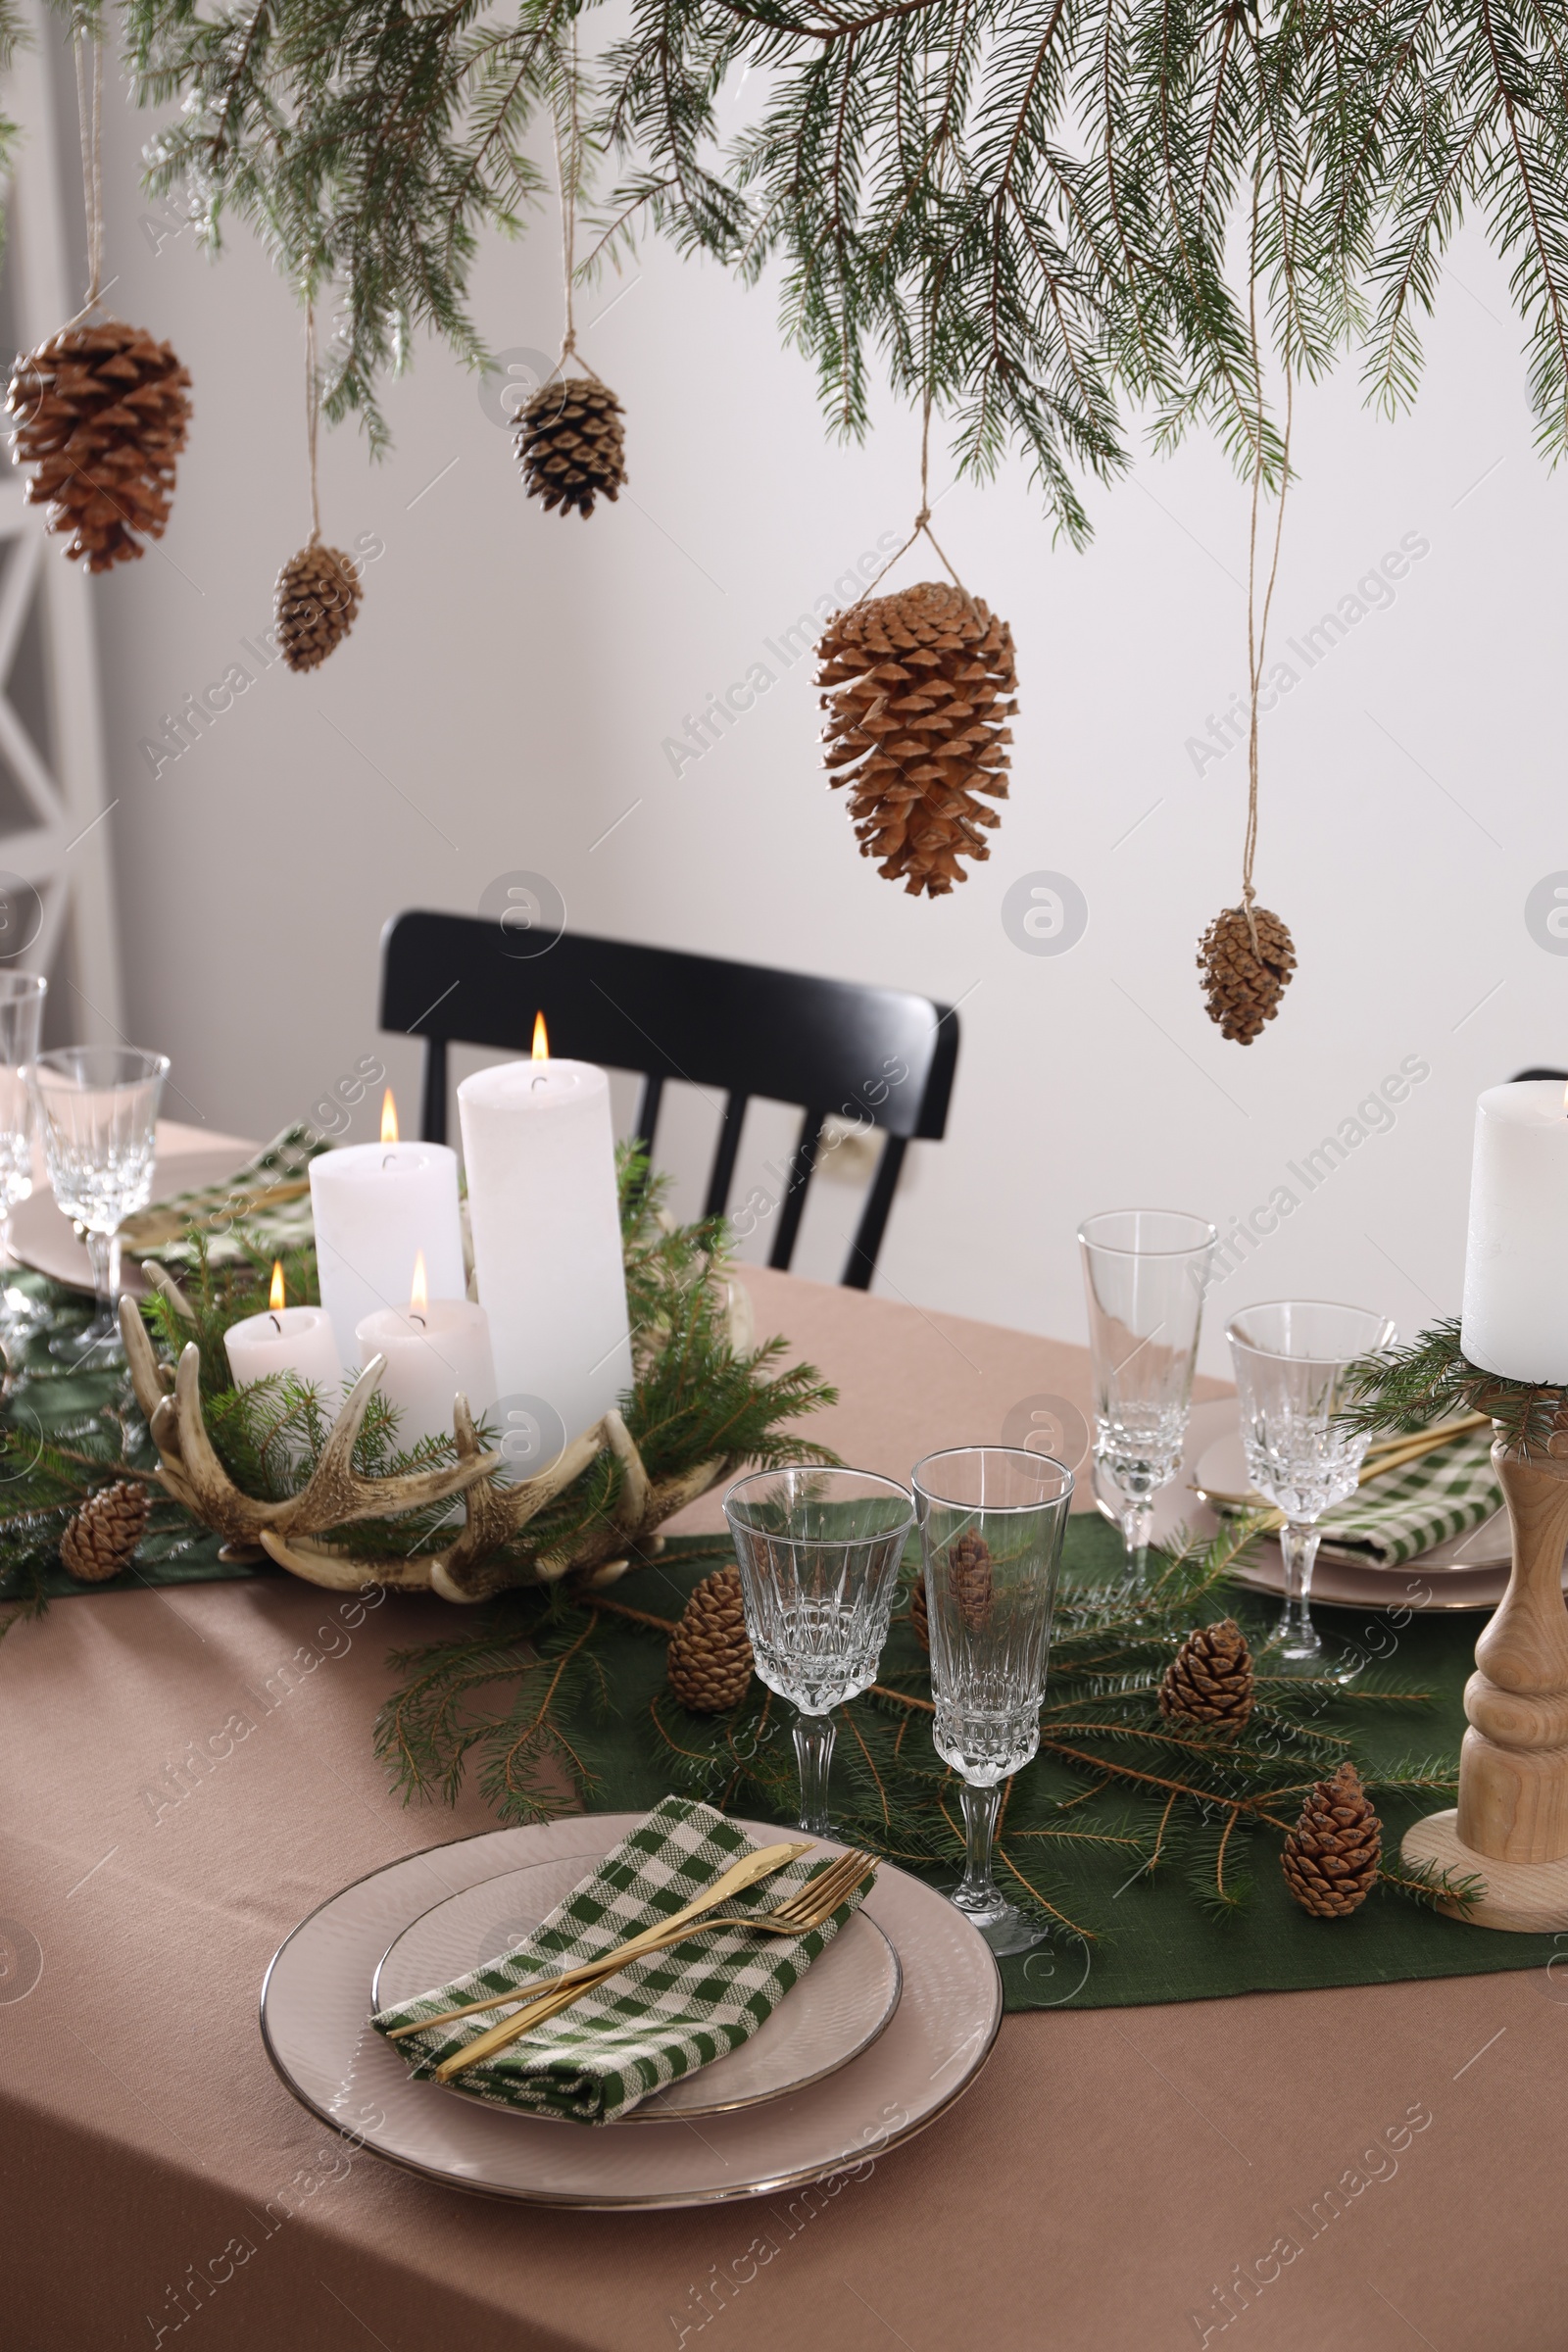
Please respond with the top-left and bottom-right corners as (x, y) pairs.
(1241, 168), (1293, 956)
(305, 300), (321, 543)
(67, 30), (104, 325)
(853, 391), (972, 611)
(543, 34), (605, 395)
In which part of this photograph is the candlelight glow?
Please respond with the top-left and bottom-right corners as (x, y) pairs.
(531, 1011), (549, 1062)
(410, 1250), (428, 1317)
(269, 1259), (286, 1313)
(381, 1088), (399, 1145)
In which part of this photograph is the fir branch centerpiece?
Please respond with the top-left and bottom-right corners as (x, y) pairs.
(1340, 1317), (1568, 1456)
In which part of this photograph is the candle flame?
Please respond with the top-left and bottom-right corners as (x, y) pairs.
(269, 1259), (285, 1314)
(531, 1011), (549, 1063)
(410, 1250), (428, 1317)
(381, 1089), (399, 1145)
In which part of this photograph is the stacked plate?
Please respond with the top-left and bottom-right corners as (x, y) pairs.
(261, 1815), (1003, 2208)
(1104, 1397), (1526, 1614)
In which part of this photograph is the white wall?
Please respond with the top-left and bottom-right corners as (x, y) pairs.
(72, 51), (1568, 1377)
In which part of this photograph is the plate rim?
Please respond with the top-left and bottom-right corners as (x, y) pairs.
(368, 1847), (906, 2125)
(258, 1815), (1004, 2210)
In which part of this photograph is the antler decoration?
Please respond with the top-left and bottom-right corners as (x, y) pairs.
(119, 1297), (729, 1602)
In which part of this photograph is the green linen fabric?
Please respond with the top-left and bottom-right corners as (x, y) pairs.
(119, 1124), (328, 1270)
(370, 1796), (869, 2123)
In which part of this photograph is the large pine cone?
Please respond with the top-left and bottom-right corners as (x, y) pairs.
(667, 1566), (755, 1712)
(1197, 903), (1297, 1044)
(908, 1574), (930, 1651)
(817, 581), (1016, 898)
(515, 376), (626, 518)
(275, 541), (363, 673)
(946, 1533), (995, 1633)
(8, 318), (191, 571)
(1282, 1761), (1382, 1917)
(60, 1481), (151, 1583)
(1159, 1618), (1254, 1733)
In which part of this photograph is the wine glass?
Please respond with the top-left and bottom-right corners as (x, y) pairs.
(1226, 1301), (1396, 1676)
(31, 1046), (169, 1357)
(0, 973), (46, 1348)
(724, 1467), (914, 1836)
(911, 1446), (1073, 1954)
(1079, 1208), (1216, 1583)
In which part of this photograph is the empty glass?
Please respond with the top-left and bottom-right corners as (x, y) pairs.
(31, 1046), (169, 1354)
(724, 1466), (914, 1836)
(1227, 1301), (1396, 1674)
(1079, 1208), (1216, 1581)
(0, 974), (46, 1346)
(911, 1446), (1073, 1955)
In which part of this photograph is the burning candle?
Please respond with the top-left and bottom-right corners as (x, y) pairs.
(223, 1259), (344, 1402)
(458, 1014), (633, 1444)
(309, 1089), (466, 1363)
(356, 1250), (497, 1450)
(1460, 1078), (1568, 1382)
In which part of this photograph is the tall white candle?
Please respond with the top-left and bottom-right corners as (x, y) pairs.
(309, 1100), (466, 1363)
(1460, 1080), (1568, 1381)
(356, 1256), (496, 1450)
(224, 1263), (344, 1403)
(458, 1037), (633, 1443)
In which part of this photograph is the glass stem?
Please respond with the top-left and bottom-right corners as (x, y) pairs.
(1278, 1521), (1322, 1649)
(1120, 1500), (1153, 1586)
(792, 1711), (836, 1836)
(84, 1229), (120, 1328)
(956, 1783), (1003, 1910)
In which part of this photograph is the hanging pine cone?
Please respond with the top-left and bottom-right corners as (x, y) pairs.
(817, 581), (1016, 898)
(60, 1481), (150, 1583)
(666, 1566), (755, 1713)
(1281, 1761), (1382, 1918)
(907, 1574), (930, 1651)
(1159, 1619), (1254, 1734)
(515, 375), (626, 519)
(7, 318), (192, 572)
(946, 1533), (995, 1633)
(1197, 903), (1297, 1044)
(275, 540), (363, 673)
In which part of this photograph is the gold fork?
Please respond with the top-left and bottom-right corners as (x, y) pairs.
(428, 1848), (876, 2083)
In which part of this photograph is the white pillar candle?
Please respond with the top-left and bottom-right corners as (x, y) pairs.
(224, 1302), (344, 1401)
(309, 1108), (466, 1363)
(458, 1038), (633, 1443)
(1460, 1079), (1568, 1381)
(356, 1279), (497, 1450)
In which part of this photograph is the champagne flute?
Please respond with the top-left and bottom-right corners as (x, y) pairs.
(911, 1446), (1073, 1954)
(0, 973), (46, 1348)
(31, 1046), (169, 1357)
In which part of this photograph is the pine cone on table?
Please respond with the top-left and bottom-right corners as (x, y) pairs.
(907, 1574), (930, 1651)
(1158, 1619), (1254, 1734)
(666, 1566), (755, 1712)
(1281, 1761), (1382, 1917)
(946, 1533), (995, 1633)
(515, 376), (626, 518)
(817, 581), (1017, 898)
(7, 318), (191, 571)
(60, 1481), (151, 1583)
(1197, 903), (1297, 1044)
(275, 540), (363, 672)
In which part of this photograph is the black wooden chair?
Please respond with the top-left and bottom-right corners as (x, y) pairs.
(378, 911), (960, 1289)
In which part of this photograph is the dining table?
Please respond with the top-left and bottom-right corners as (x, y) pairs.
(0, 1135), (1561, 2352)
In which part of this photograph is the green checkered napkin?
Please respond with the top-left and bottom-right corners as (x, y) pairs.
(370, 1797), (869, 2126)
(120, 1124), (330, 1271)
(1220, 1427), (1501, 1569)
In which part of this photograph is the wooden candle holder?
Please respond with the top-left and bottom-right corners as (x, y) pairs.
(1402, 1431), (1568, 1930)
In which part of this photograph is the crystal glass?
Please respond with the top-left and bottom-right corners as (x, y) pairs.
(31, 1046), (169, 1355)
(1227, 1301), (1396, 1675)
(911, 1446), (1073, 1955)
(0, 973), (46, 1348)
(724, 1466), (914, 1835)
(1078, 1208), (1216, 1581)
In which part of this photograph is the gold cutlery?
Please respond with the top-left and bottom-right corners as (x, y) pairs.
(385, 1838), (812, 2045)
(427, 1847), (875, 2083)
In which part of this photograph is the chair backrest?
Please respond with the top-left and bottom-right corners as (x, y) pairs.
(378, 911), (959, 1289)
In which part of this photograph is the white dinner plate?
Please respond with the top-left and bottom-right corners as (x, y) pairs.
(261, 1815), (1002, 2208)
(11, 1126), (253, 1295)
(370, 1850), (904, 2122)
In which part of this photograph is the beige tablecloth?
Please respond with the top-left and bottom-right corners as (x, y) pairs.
(0, 1264), (1557, 2352)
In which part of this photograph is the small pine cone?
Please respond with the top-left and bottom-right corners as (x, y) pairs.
(908, 1574), (929, 1651)
(667, 1565), (755, 1713)
(275, 540), (363, 672)
(816, 581), (1016, 899)
(8, 317), (192, 571)
(60, 1481), (151, 1583)
(515, 376), (626, 518)
(946, 1533), (995, 1633)
(1159, 1619), (1254, 1734)
(1282, 1761), (1382, 1918)
(1197, 903), (1297, 1044)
